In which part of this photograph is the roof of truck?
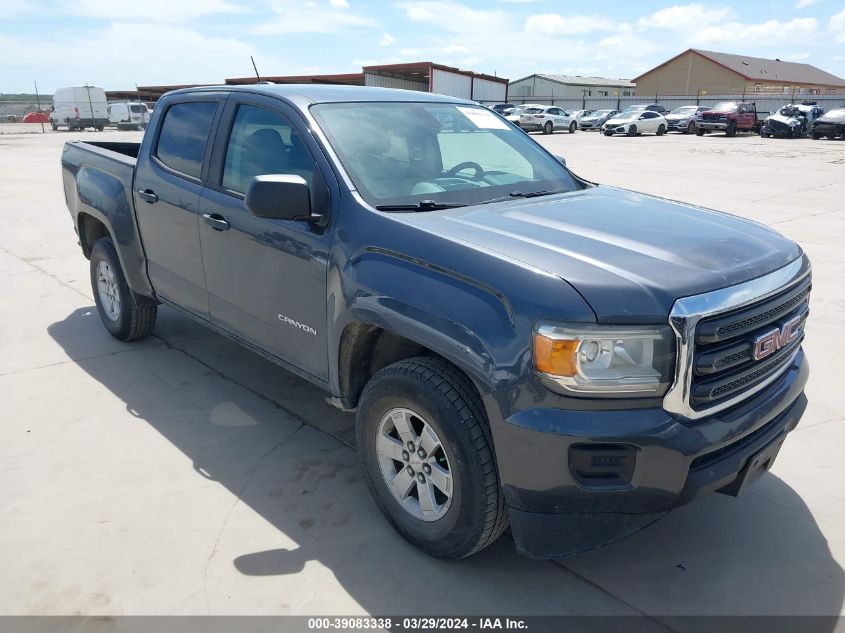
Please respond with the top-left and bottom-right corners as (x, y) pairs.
(166, 83), (474, 105)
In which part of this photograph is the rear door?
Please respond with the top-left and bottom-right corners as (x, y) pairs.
(197, 93), (335, 382)
(133, 93), (226, 316)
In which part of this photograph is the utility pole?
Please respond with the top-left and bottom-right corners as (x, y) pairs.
(84, 84), (96, 131)
(33, 80), (45, 133)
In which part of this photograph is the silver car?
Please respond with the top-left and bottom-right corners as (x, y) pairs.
(665, 105), (709, 134)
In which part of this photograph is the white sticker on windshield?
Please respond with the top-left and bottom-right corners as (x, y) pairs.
(457, 106), (510, 130)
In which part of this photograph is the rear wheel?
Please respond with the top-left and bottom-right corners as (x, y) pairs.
(568, 121), (576, 133)
(89, 237), (157, 341)
(543, 121), (553, 135)
(656, 124), (666, 136)
(627, 125), (637, 137)
(357, 357), (508, 559)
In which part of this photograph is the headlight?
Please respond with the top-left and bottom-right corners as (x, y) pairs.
(533, 323), (675, 397)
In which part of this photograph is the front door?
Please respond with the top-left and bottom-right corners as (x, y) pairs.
(198, 96), (334, 382)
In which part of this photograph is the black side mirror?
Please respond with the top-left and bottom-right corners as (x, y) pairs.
(554, 155), (567, 167)
(245, 175), (311, 221)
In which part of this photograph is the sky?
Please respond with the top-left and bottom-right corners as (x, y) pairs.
(1, 0), (844, 93)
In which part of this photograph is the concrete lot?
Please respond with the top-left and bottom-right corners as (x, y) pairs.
(0, 127), (843, 624)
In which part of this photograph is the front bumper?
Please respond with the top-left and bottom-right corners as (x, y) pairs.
(486, 349), (808, 559)
(697, 120), (728, 130)
(666, 119), (691, 130)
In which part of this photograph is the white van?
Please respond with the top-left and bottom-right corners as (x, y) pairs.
(50, 86), (109, 131)
(108, 101), (151, 130)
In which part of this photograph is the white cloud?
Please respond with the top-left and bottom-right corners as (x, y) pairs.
(831, 8), (845, 42)
(498, 0), (541, 3)
(0, 22), (260, 91)
(524, 14), (621, 35)
(55, 0), (244, 21)
(442, 43), (469, 54)
(255, 0), (374, 34)
(379, 32), (397, 46)
(400, 1), (509, 33)
(786, 52), (810, 61)
(795, 0), (819, 8)
(690, 17), (819, 45)
(638, 4), (734, 29)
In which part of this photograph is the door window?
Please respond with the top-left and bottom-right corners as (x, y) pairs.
(155, 101), (217, 179)
(222, 105), (315, 195)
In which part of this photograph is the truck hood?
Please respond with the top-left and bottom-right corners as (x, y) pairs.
(395, 186), (801, 321)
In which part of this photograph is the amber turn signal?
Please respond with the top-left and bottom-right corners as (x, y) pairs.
(533, 334), (578, 376)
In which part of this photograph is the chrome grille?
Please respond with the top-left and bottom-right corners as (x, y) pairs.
(663, 257), (810, 420)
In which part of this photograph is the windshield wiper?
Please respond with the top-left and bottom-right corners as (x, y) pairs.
(375, 199), (467, 211)
(478, 189), (566, 205)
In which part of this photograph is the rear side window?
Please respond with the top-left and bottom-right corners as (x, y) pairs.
(156, 101), (217, 179)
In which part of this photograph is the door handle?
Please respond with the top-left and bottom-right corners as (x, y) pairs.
(136, 189), (158, 204)
(202, 213), (230, 231)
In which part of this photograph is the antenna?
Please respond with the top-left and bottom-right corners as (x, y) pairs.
(250, 56), (261, 84)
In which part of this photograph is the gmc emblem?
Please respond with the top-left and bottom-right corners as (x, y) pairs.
(752, 315), (804, 361)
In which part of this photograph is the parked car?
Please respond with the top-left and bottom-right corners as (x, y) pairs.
(23, 111), (50, 124)
(108, 101), (152, 131)
(695, 101), (762, 136)
(50, 86), (109, 131)
(578, 109), (619, 130)
(665, 105), (708, 134)
(61, 84), (810, 561)
(603, 110), (667, 136)
(811, 107), (845, 139)
(519, 105), (577, 134)
(569, 109), (593, 128)
(490, 103), (515, 114)
(503, 104), (543, 125)
(761, 104), (825, 139)
(622, 103), (668, 115)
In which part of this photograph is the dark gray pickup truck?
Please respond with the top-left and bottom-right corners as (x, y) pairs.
(61, 84), (810, 559)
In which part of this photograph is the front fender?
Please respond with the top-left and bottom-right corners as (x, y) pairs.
(330, 247), (513, 396)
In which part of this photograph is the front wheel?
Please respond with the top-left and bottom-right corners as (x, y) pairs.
(696, 128), (705, 136)
(357, 357), (508, 559)
(725, 122), (737, 137)
(90, 237), (157, 341)
(627, 125), (637, 137)
(656, 124), (666, 136)
(604, 130), (613, 136)
(686, 121), (695, 134)
(568, 121), (576, 133)
(50, 120), (58, 131)
(543, 121), (553, 135)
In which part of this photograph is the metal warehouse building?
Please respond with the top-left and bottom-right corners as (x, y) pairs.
(226, 62), (509, 102)
(508, 74), (635, 102)
(634, 49), (845, 97)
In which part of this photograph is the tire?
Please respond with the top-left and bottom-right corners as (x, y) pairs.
(812, 133), (820, 140)
(95, 126), (104, 132)
(50, 120), (58, 131)
(725, 122), (736, 137)
(656, 124), (666, 136)
(89, 237), (157, 342)
(357, 357), (508, 559)
(696, 128), (705, 136)
(686, 121), (695, 134)
(604, 130), (613, 136)
(543, 121), (553, 135)
(568, 121), (576, 134)
(626, 125), (637, 137)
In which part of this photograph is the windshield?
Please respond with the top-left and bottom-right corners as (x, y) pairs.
(614, 111), (639, 120)
(311, 102), (579, 208)
(590, 110), (612, 117)
(670, 106), (697, 114)
(711, 102), (737, 112)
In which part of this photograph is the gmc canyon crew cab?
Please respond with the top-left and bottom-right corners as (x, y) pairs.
(61, 85), (810, 560)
